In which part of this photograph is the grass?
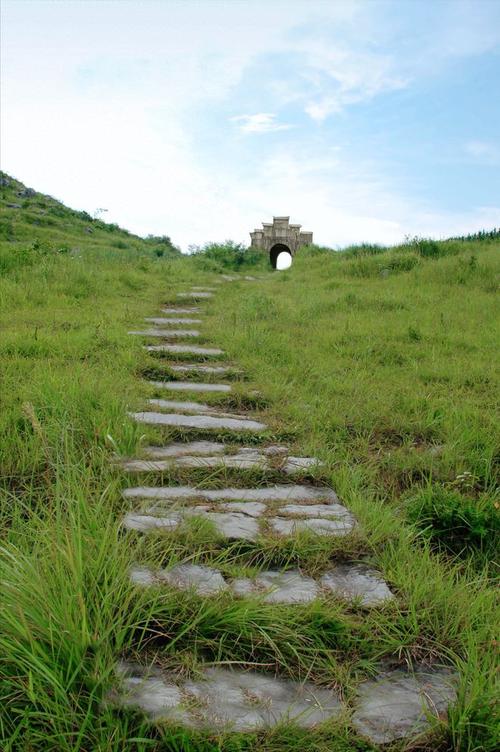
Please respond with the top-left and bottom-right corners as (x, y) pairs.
(1, 174), (499, 750)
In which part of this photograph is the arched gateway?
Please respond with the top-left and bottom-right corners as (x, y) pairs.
(250, 216), (313, 269)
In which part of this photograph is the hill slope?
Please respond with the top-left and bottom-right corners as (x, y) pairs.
(0, 175), (498, 751)
(0, 171), (180, 268)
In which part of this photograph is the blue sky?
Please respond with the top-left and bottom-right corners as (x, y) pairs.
(1, 0), (499, 249)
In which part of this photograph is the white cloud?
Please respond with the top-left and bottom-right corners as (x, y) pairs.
(300, 46), (408, 121)
(464, 141), (500, 162)
(231, 113), (293, 134)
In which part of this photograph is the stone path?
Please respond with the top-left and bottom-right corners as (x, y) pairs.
(112, 281), (458, 744)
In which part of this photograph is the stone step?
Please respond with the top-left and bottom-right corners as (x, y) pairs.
(161, 307), (200, 314)
(177, 291), (213, 299)
(145, 317), (202, 325)
(145, 398), (252, 420)
(122, 484), (355, 540)
(352, 666), (458, 745)
(113, 663), (342, 730)
(112, 662), (457, 740)
(129, 411), (267, 432)
(148, 380), (232, 393)
(169, 363), (237, 375)
(140, 441), (225, 457)
(130, 329), (200, 338)
(120, 442), (321, 475)
(191, 286), (216, 291)
(146, 345), (224, 356)
(124, 484), (340, 503)
(130, 562), (394, 606)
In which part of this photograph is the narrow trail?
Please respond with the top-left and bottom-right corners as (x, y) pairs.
(112, 278), (457, 746)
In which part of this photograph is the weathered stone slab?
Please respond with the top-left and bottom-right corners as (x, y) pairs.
(122, 486), (354, 540)
(205, 511), (260, 540)
(161, 307), (200, 314)
(124, 513), (181, 532)
(282, 457), (321, 474)
(218, 501), (267, 517)
(191, 286), (216, 291)
(131, 563), (228, 595)
(143, 441), (225, 458)
(169, 363), (234, 374)
(130, 411), (267, 432)
(277, 502), (352, 519)
(177, 291), (213, 299)
(123, 484), (338, 503)
(120, 444), (322, 475)
(146, 344), (224, 356)
(232, 570), (319, 604)
(145, 317), (202, 325)
(114, 663), (342, 729)
(146, 399), (257, 421)
(149, 380), (232, 393)
(320, 564), (394, 606)
(268, 517), (355, 536)
(352, 667), (458, 744)
(129, 561), (392, 606)
(123, 507), (353, 541)
(130, 329), (200, 338)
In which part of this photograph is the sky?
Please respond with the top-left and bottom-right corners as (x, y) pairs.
(1, 0), (500, 250)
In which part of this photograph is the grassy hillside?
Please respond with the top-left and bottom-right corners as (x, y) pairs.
(0, 171), (180, 269)
(0, 176), (498, 751)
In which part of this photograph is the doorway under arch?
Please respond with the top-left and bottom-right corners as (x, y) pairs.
(270, 243), (292, 270)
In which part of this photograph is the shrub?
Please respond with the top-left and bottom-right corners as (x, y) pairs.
(343, 243), (387, 257)
(191, 240), (264, 270)
(407, 484), (499, 559)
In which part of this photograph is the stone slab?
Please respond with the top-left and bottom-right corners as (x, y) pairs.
(191, 286), (216, 291)
(320, 564), (394, 606)
(123, 507), (353, 541)
(146, 398), (258, 421)
(146, 345), (224, 356)
(123, 484), (338, 503)
(232, 570), (319, 604)
(205, 511), (260, 540)
(161, 307), (200, 313)
(130, 329), (200, 338)
(277, 503), (352, 519)
(131, 563), (228, 595)
(177, 292), (213, 299)
(130, 411), (267, 432)
(114, 663), (342, 729)
(120, 445), (321, 474)
(169, 363), (234, 374)
(129, 561), (392, 606)
(268, 517), (355, 536)
(122, 486), (354, 540)
(145, 318), (202, 325)
(143, 441), (226, 458)
(149, 381), (232, 393)
(352, 667), (458, 744)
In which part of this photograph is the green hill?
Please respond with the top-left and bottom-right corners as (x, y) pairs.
(0, 171), (180, 270)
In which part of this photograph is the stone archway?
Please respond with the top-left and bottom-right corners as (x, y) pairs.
(269, 243), (292, 269)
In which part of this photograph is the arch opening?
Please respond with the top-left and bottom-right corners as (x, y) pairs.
(270, 243), (292, 270)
